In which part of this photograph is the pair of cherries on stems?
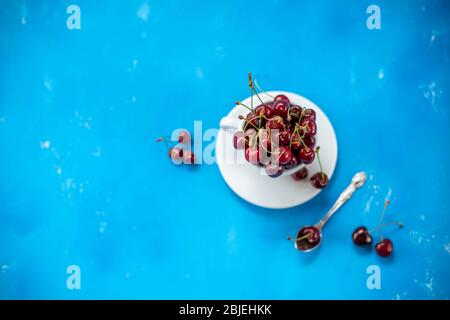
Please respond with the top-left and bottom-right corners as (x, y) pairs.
(156, 130), (196, 164)
(291, 146), (329, 189)
(352, 199), (403, 257)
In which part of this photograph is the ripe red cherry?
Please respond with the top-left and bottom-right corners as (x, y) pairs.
(276, 146), (293, 165)
(266, 116), (285, 130)
(183, 151), (195, 164)
(303, 135), (316, 148)
(300, 118), (317, 136)
(290, 132), (302, 152)
(233, 131), (246, 150)
(274, 94), (290, 104)
(375, 239), (394, 257)
(302, 109), (316, 121)
(288, 104), (302, 121)
(245, 112), (261, 129)
(244, 128), (257, 147)
(168, 147), (183, 161)
(291, 167), (308, 181)
(259, 130), (272, 152)
(265, 164), (285, 178)
(296, 226), (321, 251)
(310, 172), (329, 189)
(272, 101), (289, 118)
(352, 226), (373, 245)
(284, 156), (299, 169)
(254, 104), (273, 119)
(298, 146), (315, 164)
(272, 130), (290, 146)
(178, 130), (191, 144)
(245, 147), (260, 165)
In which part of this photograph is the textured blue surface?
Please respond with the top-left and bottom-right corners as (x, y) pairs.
(1, 0), (449, 299)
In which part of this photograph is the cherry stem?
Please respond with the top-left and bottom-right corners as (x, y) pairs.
(295, 233), (311, 242)
(248, 73), (264, 104)
(378, 199), (391, 239)
(156, 137), (170, 150)
(369, 221), (403, 234)
(236, 101), (253, 112)
(254, 79), (274, 99)
(315, 146), (325, 180)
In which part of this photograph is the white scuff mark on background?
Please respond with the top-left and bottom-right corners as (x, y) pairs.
(420, 214), (426, 221)
(92, 146), (102, 157)
(125, 272), (131, 279)
(444, 243), (450, 254)
(227, 228), (236, 245)
(1, 265), (9, 273)
(364, 195), (374, 214)
(127, 59), (139, 72)
(429, 30), (438, 45)
(424, 271), (434, 295)
(420, 81), (443, 114)
(99, 221), (108, 233)
(74, 112), (93, 130)
(44, 77), (53, 92)
(410, 230), (426, 244)
(40, 140), (51, 149)
(378, 69), (385, 80)
(195, 67), (204, 79)
(131, 96), (137, 103)
(137, 2), (150, 21)
(56, 167), (62, 175)
(215, 46), (225, 59)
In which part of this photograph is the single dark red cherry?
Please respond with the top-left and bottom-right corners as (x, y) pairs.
(352, 226), (373, 245)
(277, 146), (293, 165)
(284, 156), (299, 169)
(272, 101), (289, 118)
(274, 94), (290, 104)
(265, 163), (285, 178)
(168, 147), (183, 161)
(233, 131), (246, 150)
(183, 150), (195, 164)
(288, 104), (302, 121)
(245, 146), (260, 165)
(276, 130), (291, 146)
(302, 109), (316, 121)
(244, 128), (257, 147)
(245, 112), (262, 129)
(300, 118), (317, 136)
(254, 104), (273, 119)
(303, 135), (316, 148)
(298, 146), (315, 164)
(310, 172), (329, 189)
(291, 167), (308, 181)
(178, 130), (191, 144)
(296, 226), (321, 251)
(290, 132), (302, 152)
(375, 239), (394, 257)
(266, 116), (285, 130)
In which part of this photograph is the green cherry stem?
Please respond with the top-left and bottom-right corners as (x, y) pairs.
(315, 146), (325, 180)
(369, 221), (404, 234)
(254, 79), (274, 99)
(378, 199), (391, 240)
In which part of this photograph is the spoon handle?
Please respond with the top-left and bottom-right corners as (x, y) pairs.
(317, 172), (367, 230)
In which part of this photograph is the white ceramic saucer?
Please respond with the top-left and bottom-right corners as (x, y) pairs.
(216, 91), (338, 209)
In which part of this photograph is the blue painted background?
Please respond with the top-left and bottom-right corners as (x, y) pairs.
(1, 0), (449, 299)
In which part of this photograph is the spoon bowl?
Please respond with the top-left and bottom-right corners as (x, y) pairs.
(295, 172), (367, 252)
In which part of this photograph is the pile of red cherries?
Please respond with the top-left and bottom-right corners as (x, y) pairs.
(232, 75), (328, 188)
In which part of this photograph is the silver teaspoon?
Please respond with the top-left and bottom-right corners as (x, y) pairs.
(295, 171), (367, 252)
